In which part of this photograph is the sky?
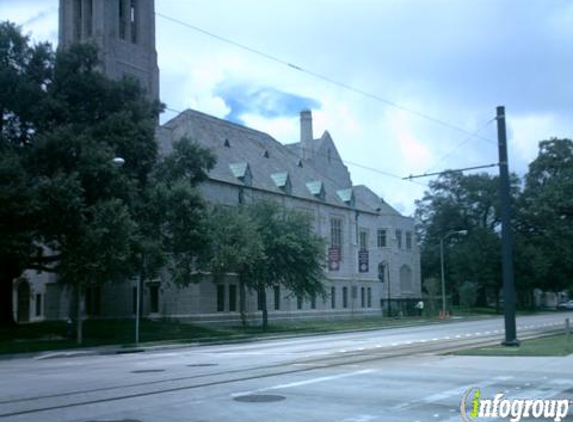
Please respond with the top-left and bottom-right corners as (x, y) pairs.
(2, 0), (572, 216)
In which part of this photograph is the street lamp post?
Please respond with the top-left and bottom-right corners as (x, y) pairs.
(440, 230), (467, 318)
(112, 156), (140, 344)
(135, 275), (141, 345)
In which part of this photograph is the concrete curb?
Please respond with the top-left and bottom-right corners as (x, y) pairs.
(3, 315), (504, 361)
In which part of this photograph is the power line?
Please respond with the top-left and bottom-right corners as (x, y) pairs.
(403, 163), (499, 181)
(155, 12), (495, 145)
(161, 105), (428, 189)
(423, 117), (497, 174)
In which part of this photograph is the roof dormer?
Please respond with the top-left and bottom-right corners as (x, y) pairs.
(306, 180), (325, 200)
(271, 172), (292, 195)
(336, 188), (355, 207)
(229, 162), (252, 187)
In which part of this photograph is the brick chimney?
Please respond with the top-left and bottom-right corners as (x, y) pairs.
(300, 110), (313, 159)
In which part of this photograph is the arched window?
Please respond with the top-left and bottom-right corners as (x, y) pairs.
(400, 265), (413, 293)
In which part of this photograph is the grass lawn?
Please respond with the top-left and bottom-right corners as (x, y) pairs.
(455, 333), (573, 357)
(0, 310), (552, 356)
(0, 315), (438, 355)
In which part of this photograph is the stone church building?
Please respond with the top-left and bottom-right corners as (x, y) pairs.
(13, 0), (421, 325)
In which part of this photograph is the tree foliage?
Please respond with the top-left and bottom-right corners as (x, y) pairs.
(415, 171), (516, 308)
(516, 138), (573, 293)
(416, 139), (573, 309)
(0, 22), (214, 329)
(202, 201), (326, 329)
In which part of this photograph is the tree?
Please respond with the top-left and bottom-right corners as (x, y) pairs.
(415, 171), (519, 308)
(202, 201), (326, 330)
(0, 23), (215, 334)
(0, 22), (57, 326)
(246, 202), (326, 329)
(201, 205), (265, 327)
(516, 138), (573, 294)
(138, 137), (216, 287)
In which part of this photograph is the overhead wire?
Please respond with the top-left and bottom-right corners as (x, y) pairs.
(155, 12), (496, 145)
(161, 105), (428, 190)
(422, 117), (497, 174)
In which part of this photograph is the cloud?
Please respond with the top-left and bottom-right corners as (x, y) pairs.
(22, 7), (57, 27)
(214, 82), (321, 125)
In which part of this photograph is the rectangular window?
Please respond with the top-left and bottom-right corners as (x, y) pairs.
(297, 294), (303, 310)
(85, 0), (93, 37)
(359, 229), (368, 251)
(74, 0), (82, 40)
(406, 231), (413, 250)
(395, 229), (402, 249)
(274, 286), (280, 311)
(377, 229), (387, 248)
(85, 286), (101, 316)
(119, 0), (126, 39)
(330, 217), (343, 252)
(331, 287), (336, 309)
(229, 285), (237, 312)
(149, 285), (159, 313)
(378, 263), (386, 283)
(35, 294), (42, 317)
(130, 0), (137, 44)
(216, 285), (225, 312)
(342, 287), (348, 309)
(132, 286), (137, 315)
(361, 287), (365, 308)
(367, 288), (372, 308)
(257, 288), (264, 311)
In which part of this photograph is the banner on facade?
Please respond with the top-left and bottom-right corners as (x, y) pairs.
(328, 247), (340, 271)
(358, 250), (369, 273)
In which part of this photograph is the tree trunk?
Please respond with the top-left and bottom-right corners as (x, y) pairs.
(0, 257), (21, 327)
(261, 287), (268, 331)
(239, 278), (247, 329)
(76, 281), (84, 345)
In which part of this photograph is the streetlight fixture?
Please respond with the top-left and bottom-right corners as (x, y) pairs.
(111, 156), (141, 344)
(112, 156), (125, 167)
(440, 230), (468, 318)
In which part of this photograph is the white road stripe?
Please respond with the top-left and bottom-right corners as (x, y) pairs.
(231, 369), (376, 397)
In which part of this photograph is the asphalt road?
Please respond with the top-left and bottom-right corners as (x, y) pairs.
(1, 313), (572, 422)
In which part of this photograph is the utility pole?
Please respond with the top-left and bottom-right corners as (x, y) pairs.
(496, 106), (519, 346)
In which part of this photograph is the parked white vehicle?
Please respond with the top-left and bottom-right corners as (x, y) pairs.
(557, 300), (573, 310)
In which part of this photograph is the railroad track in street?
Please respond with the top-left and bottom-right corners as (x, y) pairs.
(0, 322), (566, 419)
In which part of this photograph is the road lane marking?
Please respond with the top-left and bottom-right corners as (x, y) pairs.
(393, 376), (515, 411)
(231, 369), (376, 397)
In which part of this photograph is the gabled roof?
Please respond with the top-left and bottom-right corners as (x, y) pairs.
(158, 109), (401, 215)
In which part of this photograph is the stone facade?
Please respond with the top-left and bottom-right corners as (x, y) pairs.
(12, 0), (421, 325)
(59, 0), (159, 103)
(151, 109), (422, 324)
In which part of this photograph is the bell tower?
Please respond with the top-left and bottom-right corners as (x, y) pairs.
(59, 0), (160, 103)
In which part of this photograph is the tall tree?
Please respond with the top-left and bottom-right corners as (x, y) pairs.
(415, 171), (519, 307)
(202, 201), (326, 330)
(516, 138), (573, 294)
(246, 202), (326, 329)
(0, 22), (56, 326)
(200, 205), (265, 327)
(0, 22), (215, 333)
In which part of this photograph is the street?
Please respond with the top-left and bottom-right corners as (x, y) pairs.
(1, 313), (572, 422)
